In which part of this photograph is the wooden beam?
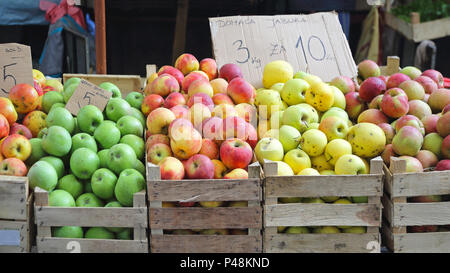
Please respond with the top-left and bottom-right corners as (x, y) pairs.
(172, 0), (189, 64)
(95, 0), (107, 74)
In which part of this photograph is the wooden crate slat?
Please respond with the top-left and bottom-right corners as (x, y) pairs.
(150, 207), (262, 229)
(265, 175), (382, 198)
(0, 176), (28, 220)
(36, 237), (148, 253)
(0, 220), (28, 253)
(150, 235), (261, 253)
(392, 202), (450, 227)
(149, 179), (260, 202)
(388, 230), (450, 253)
(35, 206), (147, 228)
(265, 203), (381, 227)
(264, 233), (380, 253)
(390, 171), (450, 198)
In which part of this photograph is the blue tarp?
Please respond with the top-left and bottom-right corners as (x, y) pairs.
(0, 0), (61, 25)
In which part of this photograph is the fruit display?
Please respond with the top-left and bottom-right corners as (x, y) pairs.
(0, 71), (148, 242)
(144, 53), (262, 237)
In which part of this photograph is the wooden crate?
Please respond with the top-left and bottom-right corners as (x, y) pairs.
(263, 157), (384, 253)
(34, 187), (148, 253)
(382, 157), (450, 253)
(147, 162), (263, 253)
(0, 176), (34, 253)
(62, 73), (143, 98)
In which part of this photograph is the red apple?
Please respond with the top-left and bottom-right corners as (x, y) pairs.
(359, 77), (386, 102)
(386, 73), (410, 89)
(415, 150), (438, 169)
(357, 109), (388, 125)
(227, 77), (256, 104)
(150, 74), (180, 97)
(159, 156), (185, 180)
(146, 134), (170, 152)
(222, 116), (247, 141)
(329, 75), (355, 94)
(10, 123), (32, 139)
(368, 94), (383, 110)
(0, 114), (9, 139)
(381, 144), (397, 166)
(170, 105), (189, 119)
(33, 79), (44, 96)
(212, 93), (235, 106)
(0, 97), (18, 125)
(0, 158), (27, 176)
(398, 155), (423, 173)
(187, 93), (214, 110)
(381, 88), (409, 118)
(437, 112), (450, 137)
(436, 159), (450, 171)
(199, 58), (218, 80)
(408, 99), (432, 120)
(1, 134), (31, 161)
(147, 142), (172, 165)
(409, 226), (439, 233)
(395, 115), (425, 135)
(8, 83), (39, 114)
(357, 60), (380, 80)
(164, 92), (186, 109)
(345, 92), (367, 120)
(202, 117), (224, 142)
(181, 71), (209, 92)
(175, 53), (199, 75)
(414, 75), (438, 94)
(220, 138), (253, 170)
(141, 94), (164, 116)
(219, 63), (243, 82)
(442, 135), (450, 159)
(185, 154), (215, 179)
(421, 69), (444, 88)
(428, 88), (450, 113)
(422, 114), (440, 134)
(199, 138), (219, 160)
(378, 123), (395, 144)
(158, 65), (184, 87)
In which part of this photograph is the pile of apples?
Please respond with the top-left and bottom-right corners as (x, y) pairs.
(1, 71), (149, 240)
(143, 53), (260, 235)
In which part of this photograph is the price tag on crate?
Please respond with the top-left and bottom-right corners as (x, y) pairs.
(65, 79), (112, 115)
(209, 12), (357, 88)
(0, 43), (33, 97)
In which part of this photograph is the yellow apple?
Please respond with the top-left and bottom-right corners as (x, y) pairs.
(319, 170), (335, 175)
(303, 198), (325, 203)
(324, 139), (352, 166)
(346, 123), (386, 158)
(311, 154), (334, 171)
(321, 196), (339, 202)
(334, 154), (367, 175)
(329, 85), (346, 109)
(313, 226), (340, 234)
(275, 161), (294, 176)
(305, 82), (334, 112)
(283, 149), (311, 174)
(270, 83), (284, 93)
(254, 89), (282, 119)
(285, 227), (310, 234)
(279, 197), (302, 203)
(297, 168), (320, 175)
(299, 129), (327, 157)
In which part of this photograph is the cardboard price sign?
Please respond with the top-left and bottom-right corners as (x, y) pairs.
(209, 12), (357, 88)
(65, 79), (112, 115)
(0, 43), (33, 97)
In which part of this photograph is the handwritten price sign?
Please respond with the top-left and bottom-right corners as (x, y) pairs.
(0, 43), (33, 97)
(65, 79), (112, 115)
(209, 13), (357, 88)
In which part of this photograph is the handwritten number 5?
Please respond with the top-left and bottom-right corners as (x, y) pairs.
(1, 63), (17, 94)
(233, 40), (250, 64)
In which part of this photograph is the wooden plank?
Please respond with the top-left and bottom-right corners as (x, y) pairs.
(382, 193), (394, 227)
(146, 64), (157, 78)
(386, 56), (400, 76)
(149, 179), (260, 202)
(390, 171), (450, 197)
(150, 235), (262, 253)
(34, 187), (51, 238)
(393, 202), (450, 227)
(171, 0), (189, 63)
(0, 176), (28, 220)
(150, 207), (262, 229)
(95, 0), (107, 74)
(36, 237), (148, 253)
(0, 220), (28, 253)
(35, 207), (147, 228)
(265, 175), (382, 198)
(385, 12), (414, 41)
(265, 203), (381, 227)
(381, 223), (395, 252)
(264, 233), (380, 253)
(392, 232), (450, 253)
(133, 191), (147, 241)
(62, 73), (143, 97)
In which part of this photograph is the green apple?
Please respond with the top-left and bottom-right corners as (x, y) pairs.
(91, 168), (117, 200)
(275, 161), (294, 176)
(46, 107), (75, 134)
(351, 196), (368, 203)
(52, 226), (83, 238)
(94, 120), (121, 149)
(98, 149), (110, 168)
(41, 126), (72, 157)
(84, 181), (93, 193)
(254, 89), (282, 119)
(134, 159), (146, 176)
(49, 189), (76, 207)
(125, 91), (144, 109)
(329, 85), (346, 109)
(128, 107), (146, 127)
(254, 137), (284, 164)
(270, 83), (284, 93)
(423, 132), (443, 157)
(62, 82), (79, 103)
(76, 193), (104, 207)
(324, 139), (352, 166)
(117, 115), (144, 137)
(280, 78), (310, 105)
(57, 174), (84, 199)
(116, 228), (132, 240)
(72, 117), (81, 135)
(282, 104), (319, 133)
(335, 154), (367, 175)
(114, 168), (145, 207)
(106, 98), (132, 122)
(320, 107), (349, 122)
(294, 71), (309, 79)
(39, 156), (65, 179)
(283, 148), (311, 174)
(285, 227), (309, 234)
(63, 77), (81, 90)
(119, 134), (145, 160)
(299, 129), (327, 157)
(278, 125), (301, 153)
(99, 82), (122, 98)
(42, 91), (64, 113)
(28, 160), (58, 191)
(85, 227), (115, 239)
(71, 133), (98, 153)
(26, 138), (47, 165)
(107, 143), (137, 175)
(49, 102), (66, 112)
(77, 105), (104, 135)
(269, 110), (284, 130)
(70, 147), (100, 179)
(313, 226), (340, 234)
